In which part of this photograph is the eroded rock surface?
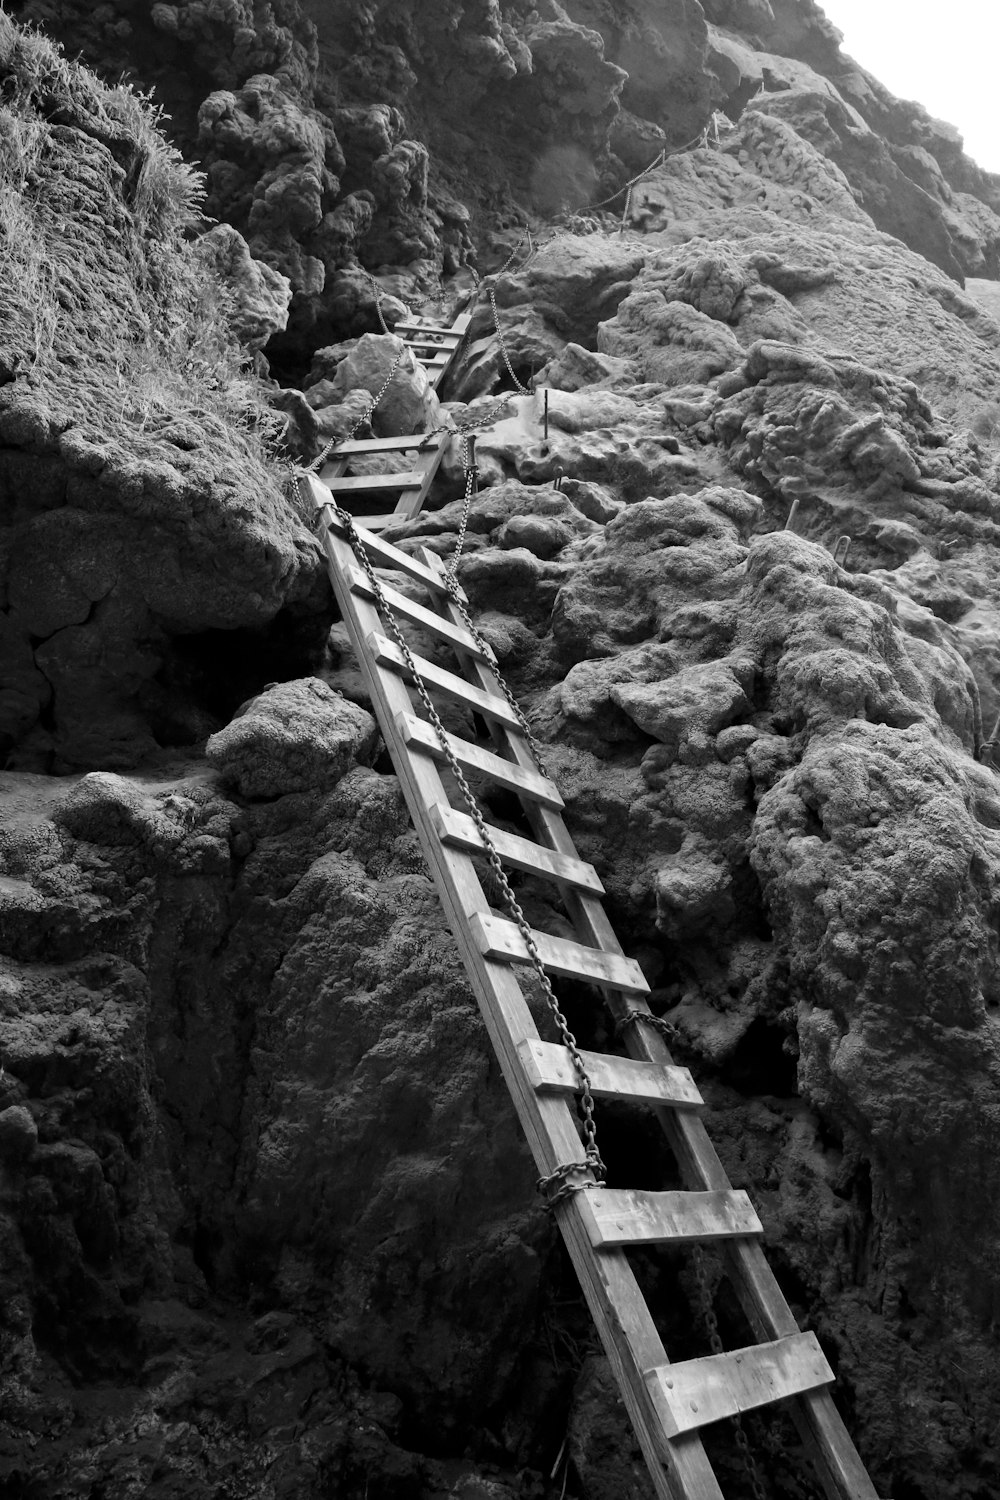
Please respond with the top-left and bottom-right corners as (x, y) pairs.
(0, 18), (328, 770)
(6, 5), (1000, 1500)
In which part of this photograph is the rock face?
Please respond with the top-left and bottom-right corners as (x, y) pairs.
(0, 17), (328, 770)
(12, 0), (1000, 358)
(5, 6), (1000, 1500)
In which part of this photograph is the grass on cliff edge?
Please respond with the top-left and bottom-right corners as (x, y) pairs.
(0, 12), (289, 486)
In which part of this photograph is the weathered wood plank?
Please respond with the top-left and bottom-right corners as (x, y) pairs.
(431, 804), (604, 893)
(396, 317), (469, 336)
(369, 634), (524, 730)
(319, 510), (467, 598)
(578, 1188), (762, 1248)
(471, 912), (650, 993)
(325, 433), (447, 456)
(324, 471), (424, 493)
(646, 1334), (834, 1439)
(397, 713), (564, 809)
(347, 568), (495, 661)
(517, 1038), (703, 1110)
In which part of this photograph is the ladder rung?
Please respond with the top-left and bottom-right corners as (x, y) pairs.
(405, 329), (461, 341)
(326, 434), (445, 456)
(517, 1038), (703, 1109)
(471, 912), (650, 993)
(431, 804), (604, 893)
(396, 320), (462, 336)
(578, 1188), (762, 1248)
(347, 567), (495, 662)
(325, 471), (424, 494)
(414, 352), (452, 366)
(369, 634), (522, 729)
(646, 1333), (834, 1439)
(396, 713), (564, 808)
(325, 517), (467, 599)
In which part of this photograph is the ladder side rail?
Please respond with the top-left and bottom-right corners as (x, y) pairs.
(425, 548), (880, 1500)
(322, 515), (729, 1500)
(396, 432), (450, 520)
(590, 1008), (880, 1500)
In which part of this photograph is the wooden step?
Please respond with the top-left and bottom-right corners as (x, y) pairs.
(414, 352), (452, 366)
(431, 804), (604, 893)
(646, 1333), (834, 1439)
(326, 516), (468, 599)
(346, 566), (494, 661)
(471, 912), (650, 993)
(397, 712), (565, 809)
(324, 471), (425, 494)
(517, 1038), (703, 1110)
(396, 320), (463, 336)
(405, 328), (461, 341)
(578, 1188), (762, 1248)
(327, 433), (445, 456)
(369, 634), (523, 730)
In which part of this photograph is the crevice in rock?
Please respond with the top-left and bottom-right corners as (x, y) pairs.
(723, 1015), (798, 1098)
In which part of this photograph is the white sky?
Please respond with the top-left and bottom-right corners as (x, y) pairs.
(817, 1), (1000, 174)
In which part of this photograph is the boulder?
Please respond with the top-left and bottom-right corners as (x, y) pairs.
(205, 679), (378, 798)
(331, 333), (443, 436)
(192, 223), (292, 351)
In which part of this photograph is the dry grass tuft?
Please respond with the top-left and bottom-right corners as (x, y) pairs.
(0, 12), (288, 486)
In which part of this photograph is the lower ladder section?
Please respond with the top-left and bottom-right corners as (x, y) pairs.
(308, 480), (880, 1500)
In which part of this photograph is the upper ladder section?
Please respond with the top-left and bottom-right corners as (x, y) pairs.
(318, 312), (470, 534)
(305, 475), (880, 1500)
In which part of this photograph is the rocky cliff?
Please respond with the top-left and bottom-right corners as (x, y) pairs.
(3, 3), (1000, 1499)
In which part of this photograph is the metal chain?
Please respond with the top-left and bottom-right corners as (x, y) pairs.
(309, 342), (408, 474)
(487, 283), (533, 394)
(613, 1010), (680, 1046)
(327, 502), (605, 1195)
(581, 112), (725, 214)
(691, 1248), (770, 1500)
(452, 436), (477, 570)
(313, 229), (538, 477)
(363, 269), (392, 334)
(439, 575), (552, 780)
(537, 1159), (604, 1212)
(421, 430), (553, 779)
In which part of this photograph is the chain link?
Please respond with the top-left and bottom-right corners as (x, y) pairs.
(691, 1247), (770, 1500)
(325, 501), (605, 1193)
(440, 575), (552, 780)
(310, 342), (408, 474)
(613, 1010), (680, 1046)
(363, 269), (392, 335)
(487, 283), (534, 394)
(451, 435), (477, 570)
(537, 1159), (604, 1211)
(581, 112), (726, 213)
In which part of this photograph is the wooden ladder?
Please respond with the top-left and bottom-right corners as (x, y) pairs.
(319, 312), (470, 534)
(308, 480), (880, 1500)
